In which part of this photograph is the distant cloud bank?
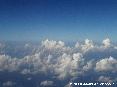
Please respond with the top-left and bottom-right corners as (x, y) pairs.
(0, 38), (117, 87)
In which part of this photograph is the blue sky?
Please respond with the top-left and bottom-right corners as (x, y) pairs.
(1, 1), (117, 86)
(0, 0), (117, 42)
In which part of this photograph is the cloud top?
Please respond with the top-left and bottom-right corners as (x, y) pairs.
(0, 38), (117, 87)
(3, 81), (16, 87)
(40, 80), (53, 86)
(95, 56), (117, 72)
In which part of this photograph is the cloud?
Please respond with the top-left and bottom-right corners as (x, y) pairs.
(24, 44), (31, 48)
(40, 80), (53, 86)
(98, 38), (113, 51)
(83, 59), (94, 71)
(0, 54), (19, 72)
(102, 38), (112, 47)
(0, 38), (117, 86)
(20, 69), (31, 74)
(41, 39), (64, 49)
(97, 76), (117, 83)
(114, 46), (117, 49)
(0, 43), (5, 54)
(53, 53), (84, 80)
(3, 81), (16, 87)
(0, 53), (85, 80)
(27, 77), (31, 80)
(74, 38), (117, 54)
(0, 43), (5, 48)
(0, 38), (115, 72)
(95, 56), (117, 72)
(81, 39), (95, 53)
(64, 83), (72, 87)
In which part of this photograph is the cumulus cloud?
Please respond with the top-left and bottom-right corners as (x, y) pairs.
(3, 81), (16, 87)
(54, 53), (84, 80)
(97, 76), (117, 83)
(74, 38), (117, 53)
(41, 39), (64, 49)
(95, 56), (117, 72)
(40, 80), (53, 86)
(83, 59), (94, 71)
(0, 53), (84, 80)
(81, 39), (95, 53)
(0, 38), (117, 85)
(98, 38), (113, 50)
(102, 38), (111, 47)
(0, 54), (19, 72)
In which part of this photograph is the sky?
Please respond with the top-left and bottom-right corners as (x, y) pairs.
(1, 1), (117, 87)
(0, 0), (117, 42)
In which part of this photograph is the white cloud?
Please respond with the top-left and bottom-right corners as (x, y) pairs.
(0, 38), (117, 82)
(74, 39), (95, 53)
(95, 56), (117, 72)
(3, 81), (16, 87)
(74, 38), (117, 53)
(57, 41), (65, 48)
(54, 53), (84, 80)
(72, 53), (84, 69)
(102, 38), (111, 47)
(83, 59), (94, 71)
(0, 54), (19, 72)
(98, 38), (114, 51)
(97, 76), (117, 83)
(40, 80), (53, 86)
(41, 39), (64, 49)
(114, 46), (117, 49)
(64, 83), (72, 87)
(27, 77), (31, 80)
(70, 77), (78, 81)
(0, 43), (5, 48)
(20, 69), (31, 74)
(75, 42), (80, 48)
(41, 39), (56, 49)
(24, 44), (31, 48)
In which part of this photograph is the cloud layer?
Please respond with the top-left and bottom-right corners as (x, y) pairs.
(0, 38), (117, 87)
